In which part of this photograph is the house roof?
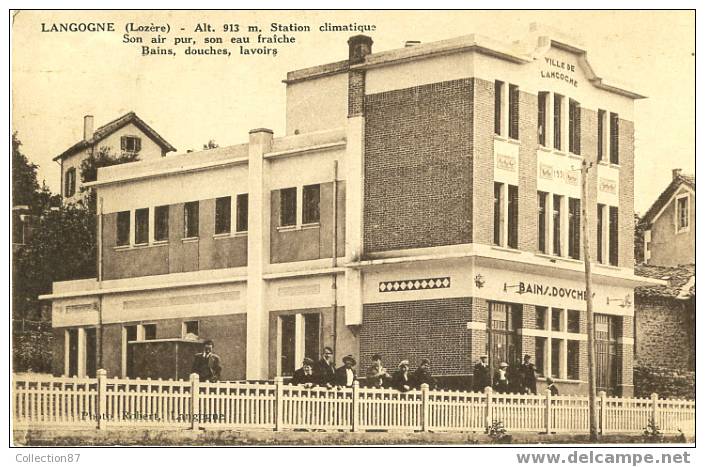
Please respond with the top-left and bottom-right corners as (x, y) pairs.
(634, 264), (695, 299)
(641, 173), (695, 227)
(53, 112), (176, 161)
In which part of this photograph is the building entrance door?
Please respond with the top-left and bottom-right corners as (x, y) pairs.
(595, 314), (618, 395)
(487, 302), (521, 384)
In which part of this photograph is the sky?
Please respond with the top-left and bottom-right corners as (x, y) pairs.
(11, 10), (694, 214)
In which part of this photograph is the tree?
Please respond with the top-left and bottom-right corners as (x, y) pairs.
(79, 146), (139, 212)
(634, 213), (646, 264)
(12, 133), (60, 213)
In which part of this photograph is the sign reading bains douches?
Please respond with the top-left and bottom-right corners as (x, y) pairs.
(541, 57), (578, 87)
(517, 282), (590, 300)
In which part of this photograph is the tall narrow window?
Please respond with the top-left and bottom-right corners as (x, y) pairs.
(609, 206), (619, 266)
(551, 338), (561, 378)
(124, 325), (137, 378)
(215, 196), (231, 234)
(493, 182), (503, 246)
(134, 208), (149, 245)
(302, 184), (320, 224)
(280, 315), (296, 377)
(676, 195), (689, 232)
(154, 205), (169, 242)
(553, 94), (563, 150)
(535, 338), (546, 377)
(236, 193), (248, 232)
(568, 99), (581, 155)
(304, 314), (321, 361)
(553, 195), (562, 256)
(280, 188), (297, 227)
(597, 109), (606, 161)
(568, 198), (581, 260)
(65, 168), (76, 197)
(67, 329), (79, 377)
(184, 201), (199, 238)
(116, 211), (130, 246)
(609, 112), (619, 164)
(567, 310), (581, 334)
(567, 340), (580, 380)
(494, 80), (503, 135)
(507, 184), (518, 249)
(536, 306), (548, 330)
(537, 92), (548, 146)
(596, 204), (605, 263)
(85, 328), (97, 378)
(537, 191), (548, 253)
(508, 84), (519, 140)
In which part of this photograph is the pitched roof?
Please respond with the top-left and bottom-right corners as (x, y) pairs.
(635, 264), (695, 299)
(641, 174), (695, 226)
(53, 112), (176, 161)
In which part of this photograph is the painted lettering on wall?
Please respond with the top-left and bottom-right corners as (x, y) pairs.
(540, 57), (578, 87)
(517, 281), (590, 301)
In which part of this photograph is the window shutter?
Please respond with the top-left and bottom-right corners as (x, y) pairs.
(575, 103), (581, 155)
(120, 136), (126, 151)
(135, 137), (141, 152)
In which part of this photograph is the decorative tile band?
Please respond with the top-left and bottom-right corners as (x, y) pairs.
(379, 277), (451, 293)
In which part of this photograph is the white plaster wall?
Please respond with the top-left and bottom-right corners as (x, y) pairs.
(286, 73), (348, 135)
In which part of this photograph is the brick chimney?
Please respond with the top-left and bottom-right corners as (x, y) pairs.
(347, 35), (373, 64)
(672, 168), (682, 180)
(83, 115), (94, 141)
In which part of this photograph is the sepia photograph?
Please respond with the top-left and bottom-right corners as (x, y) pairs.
(8, 8), (696, 453)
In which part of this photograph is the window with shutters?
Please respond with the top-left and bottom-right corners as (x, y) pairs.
(184, 201), (199, 238)
(236, 193), (248, 232)
(568, 99), (581, 155)
(609, 113), (619, 164)
(508, 84), (519, 140)
(64, 168), (76, 197)
(597, 109), (606, 161)
(134, 208), (149, 245)
(121, 135), (142, 153)
(537, 191), (548, 253)
(215, 196), (231, 234)
(609, 206), (619, 266)
(676, 194), (690, 233)
(537, 92), (548, 146)
(116, 211), (130, 246)
(568, 197), (581, 260)
(553, 94), (563, 150)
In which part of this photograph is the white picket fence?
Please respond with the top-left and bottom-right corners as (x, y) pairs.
(13, 371), (695, 435)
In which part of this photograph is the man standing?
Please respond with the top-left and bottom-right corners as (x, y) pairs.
(473, 354), (491, 392)
(391, 360), (412, 392)
(546, 377), (559, 396)
(493, 362), (511, 393)
(335, 355), (357, 388)
(519, 354), (537, 394)
(291, 357), (317, 388)
(191, 339), (222, 382)
(412, 358), (437, 390)
(366, 353), (391, 388)
(315, 346), (336, 388)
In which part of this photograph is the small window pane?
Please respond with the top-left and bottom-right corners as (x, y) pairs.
(184, 201), (199, 238)
(535, 337), (546, 377)
(215, 196), (231, 234)
(567, 310), (581, 333)
(155, 205), (169, 241)
(143, 324), (156, 341)
(538, 192), (547, 253)
(116, 211), (130, 246)
(135, 208), (149, 244)
(184, 321), (199, 337)
(551, 338), (561, 378)
(551, 308), (562, 332)
(236, 193), (248, 232)
(567, 340), (580, 380)
(280, 188), (297, 227)
(302, 184), (320, 224)
(536, 306), (547, 330)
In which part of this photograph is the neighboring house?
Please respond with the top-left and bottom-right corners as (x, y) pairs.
(633, 264), (694, 398)
(641, 169), (695, 267)
(54, 112), (176, 204)
(42, 26), (659, 396)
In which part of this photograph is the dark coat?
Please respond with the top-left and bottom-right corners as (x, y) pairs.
(473, 362), (491, 392)
(412, 368), (437, 390)
(520, 363), (538, 394)
(391, 370), (413, 392)
(291, 368), (317, 386)
(191, 352), (222, 382)
(547, 383), (559, 396)
(334, 365), (357, 387)
(315, 358), (336, 386)
(493, 369), (511, 393)
(366, 363), (392, 388)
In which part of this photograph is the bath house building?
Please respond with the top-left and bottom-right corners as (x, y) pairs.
(43, 26), (659, 396)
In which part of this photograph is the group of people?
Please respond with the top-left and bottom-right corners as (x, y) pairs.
(473, 353), (559, 395)
(291, 349), (437, 391)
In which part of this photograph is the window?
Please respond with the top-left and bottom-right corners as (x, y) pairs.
(302, 184), (320, 224)
(537, 92), (548, 146)
(553, 194), (562, 256)
(567, 340), (580, 381)
(597, 109), (606, 161)
(494, 183), (518, 248)
(537, 191), (548, 253)
(494, 80), (503, 135)
(154, 205), (169, 242)
(124, 325), (137, 378)
(121, 135), (142, 153)
(280, 187), (297, 227)
(508, 84), (519, 140)
(568, 198), (581, 260)
(553, 94), (563, 150)
(676, 195), (689, 232)
(134, 208), (149, 245)
(551, 338), (561, 378)
(568, 99), (581, 155)
(507, 185), (518, 249)
(85, 328), (97, 378)
(67, 329), (79, 377)
(567, 310), (581, 333)
(64, 167), (76, 197)
(493, 182), (503, 246)
(183, 321), (199, 337)
(536, 306), (548, 330)
(116, 211), (130, 246)
(537, 307), (584, 382)
(609, 112), (619, 164)
(535, 337), (546, 377)
(215, 196), (231, 234)
(279, 313), (321, 377)
(551, 308), (562, 332)
(488, 302), (522, 372)
(184, 201), (199, 238)
(142, 324), (157, 341)
(609, 206), (619, 266)
(596, 204), (605, 263)
(236, 193), (248, 232)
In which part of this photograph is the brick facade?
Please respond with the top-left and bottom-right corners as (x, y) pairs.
(363, 79), (474, 253)
(471, 79), (495, 245)
(618, 119), (635, 268)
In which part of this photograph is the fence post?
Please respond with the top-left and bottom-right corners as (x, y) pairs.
(97, 369), (107, 430)
(190, 373), (200, 431)
(651, 393), (659, 425)
(421, 383), (429, 432)
(352, 381), (360, 432)
(598, 391), (607, 435)
(484, 386), (493, 430)
(544, 388), (552, 434)
(275, 376), (284, 431)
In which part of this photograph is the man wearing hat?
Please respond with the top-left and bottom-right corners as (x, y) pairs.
(493, 362), (511, 393)
(291, 357), (317, 388)
(366, 354), (391, 388)
(335, 355), (357, 387)
(315, 346), (336, 388)
(392, 360), (413, 392)
(519, 354), (538, 394)
(191, 339), (222, 382)
(473, 354), (491, 392)
(412, 358), (437, 390)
